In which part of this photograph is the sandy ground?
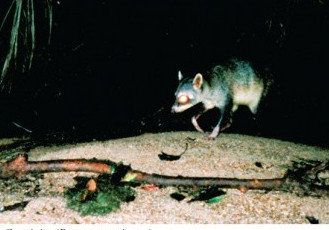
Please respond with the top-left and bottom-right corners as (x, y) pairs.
(0, 131), (328, 224)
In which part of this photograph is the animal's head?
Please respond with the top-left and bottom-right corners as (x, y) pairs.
(171, 70), (204, 113)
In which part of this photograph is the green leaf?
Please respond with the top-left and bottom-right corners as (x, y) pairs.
(206, 195), (226, 204)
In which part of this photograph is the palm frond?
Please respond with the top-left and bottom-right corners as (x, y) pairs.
(1, 0), (23, 84)
(0, 0), (53, 91)
(0, 0), (15, 33)
(27, 0), (35, 70)
(46, 0), (53, 44)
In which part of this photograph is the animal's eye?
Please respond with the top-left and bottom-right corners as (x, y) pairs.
(178, 95), (189, 105)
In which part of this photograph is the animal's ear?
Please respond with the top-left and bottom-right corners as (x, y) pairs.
(178, 70), (183, 81)
(193, 73), (203, 90)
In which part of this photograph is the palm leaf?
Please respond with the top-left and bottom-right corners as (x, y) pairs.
(0, 0), (53, 90)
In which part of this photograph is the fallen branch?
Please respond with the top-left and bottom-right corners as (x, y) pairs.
(0, 154), (328, 194)
(0, 154), (112, 178)
(0, 153), (284, 191)
(122, 171), (283, 190)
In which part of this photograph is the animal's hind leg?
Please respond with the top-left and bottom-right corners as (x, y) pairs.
(218, 103), (237, 132)
(220, 110), (233, 132)
(248, 92), (262, 113)
(248, 100), (260, 120)
(232, 104), (239, 112)
(249, 104), (258, 114)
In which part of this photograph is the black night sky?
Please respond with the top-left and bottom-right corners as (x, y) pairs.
(0, 0), (328, 148)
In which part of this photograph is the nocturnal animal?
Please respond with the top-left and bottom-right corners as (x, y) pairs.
(171, 59), (271, 139)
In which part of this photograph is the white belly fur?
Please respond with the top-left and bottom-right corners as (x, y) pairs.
(232, 83), (264, 107)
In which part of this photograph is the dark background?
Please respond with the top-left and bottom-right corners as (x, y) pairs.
(0, 0), (328, 147)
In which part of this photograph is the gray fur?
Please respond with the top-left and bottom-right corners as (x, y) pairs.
(171, 59), (270, 138)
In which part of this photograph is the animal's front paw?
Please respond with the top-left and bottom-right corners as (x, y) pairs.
(195, 127), (205, 133)
(191, 115), (205, 133)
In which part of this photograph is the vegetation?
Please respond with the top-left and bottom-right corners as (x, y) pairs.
(0, 0), (52, 90)
(65, 175), (136, 216)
